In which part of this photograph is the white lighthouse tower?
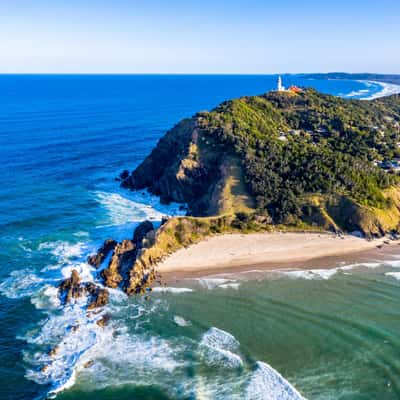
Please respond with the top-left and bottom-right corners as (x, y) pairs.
(277, 75), (285, 92)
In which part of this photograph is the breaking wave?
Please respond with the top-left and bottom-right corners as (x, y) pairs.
(0, 189), (187, 397)
(94, 189), (184, 227)
(199, 327), (243, 369)
(344, 80), (400, 100)
(194, 327), (306, 399)
(279, 258), (400, 281)
(245, 361), (306, 400)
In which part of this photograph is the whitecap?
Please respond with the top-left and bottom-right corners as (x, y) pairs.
(31, 285), (61, 309)
(360, 81), (400, 100)
(94, 190), (185, 228)
(0, 269), (44, 299)
(198, 327), (243, 369)
(173, 315), (191, 327)
(60, 262), (94, 282)
(385, 272), (400, 280)
(281, 269), (338, 280)
(39, 241), (86, 260)
(24, 302), (108, 393)
(67, 331), (185, 392)
(219, 283), (241, 290)
(245, 361), (306, 400)
(197, 278), (239, 290)
(152, 286), (194, 294)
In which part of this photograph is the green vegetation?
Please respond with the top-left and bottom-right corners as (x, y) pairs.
(198, 89), (400, 224)
(126, 88), (400, 236)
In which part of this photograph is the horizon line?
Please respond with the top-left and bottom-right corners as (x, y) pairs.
(0, 71), (398, 76)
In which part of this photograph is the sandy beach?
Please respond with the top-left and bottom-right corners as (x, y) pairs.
(156, 232), (400, 278)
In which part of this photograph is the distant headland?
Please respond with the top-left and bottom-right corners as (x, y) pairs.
(59, 81), (400, 310)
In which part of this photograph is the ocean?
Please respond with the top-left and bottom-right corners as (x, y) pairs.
(1, 74), (400, 400)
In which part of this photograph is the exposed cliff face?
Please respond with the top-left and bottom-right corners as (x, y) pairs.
(300, 188), (400, 238)
(87, 239), (117, 268)
(121, 90), (400, 238)
(121, 116), (254, 216)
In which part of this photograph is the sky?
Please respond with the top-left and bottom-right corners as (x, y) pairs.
(0, 0), (399, 74)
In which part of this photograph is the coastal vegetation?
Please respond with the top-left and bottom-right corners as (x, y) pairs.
(68, 88), (400, 299)
(123, 88), (400, 235)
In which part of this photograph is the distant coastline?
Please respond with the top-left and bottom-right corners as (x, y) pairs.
(359, 80), (400, 100)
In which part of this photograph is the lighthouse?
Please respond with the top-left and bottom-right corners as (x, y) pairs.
(277, 75), (285, 92)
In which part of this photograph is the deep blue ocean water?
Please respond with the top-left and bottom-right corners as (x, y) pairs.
(2, 75), (400, 400)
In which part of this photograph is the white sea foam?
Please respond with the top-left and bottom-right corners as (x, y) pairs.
(173, 315), (191, 327)
(23, 295), (180, 396)
(24, 301), (109, 393)
(152, 286), (194, 294)
(345, 88), (371, 98)
(197, 277), (239, 290)
(39, 240), (87, 260)
(340, 259), (400, 271)
(199, 327), (243, 369)
(281, 269), (338, 280)
(385, 272), (400, 280)
(31, 285), (61, 309)
(196, 327), (306, 399)
(57, 329), (184, 394)
(361, 81), (400, 100)
(94, 190), (185, 227)
(343, 80), (400, 100)
(219, 283), (241, 290)
(0, 269), (44, 299)
(7, 186), (187, 397)
(279, 258), (400, 281)
(245, 361), (306, 400)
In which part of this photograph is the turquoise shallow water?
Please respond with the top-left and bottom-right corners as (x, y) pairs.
(1, 75), (400, 399)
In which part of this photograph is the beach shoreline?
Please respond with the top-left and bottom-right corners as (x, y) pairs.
(155, 232), (400, 282)
(361, 80), (400, 99)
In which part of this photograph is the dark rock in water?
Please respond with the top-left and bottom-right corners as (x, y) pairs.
(96, 313), (111, 327)
(87, 239), (117, 268)
(133, 220), (154, 245)
(161, 216), (169, 225)
(120, 176), (133, 188)
(120, 170), (130, 180)
(115, 170), (130, 182)
(102, 240), (136, 288)
(87, 286), (109, 310)
(83, 360), (94, 368)
(142, 229), (156, 248)
(58, 269), (109, 309)
(84, 282), (109, 309)
(48, 345), (59, 357)
(58, 269), (84, 303)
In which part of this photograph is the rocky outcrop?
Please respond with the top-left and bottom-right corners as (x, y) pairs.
(100, 221), (155, 290)
(58, 269), (84, 303)
(87, 239), (117, 268)
(101, 240), (136, 288)
(120, 118), (229, 216)
(133, 220), (154, 244)
(85, 283), (109, 310)
(58, 269), (109, 309)
(96, 314), (111, 327)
